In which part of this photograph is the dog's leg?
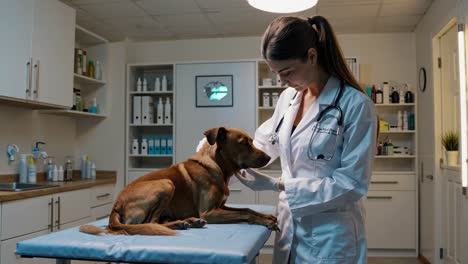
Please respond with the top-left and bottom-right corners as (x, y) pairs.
(220, 204), (277, 222)
(161, 217), (207, 229)
(201, 208), (278, 230)
(121, 180), (175, 225)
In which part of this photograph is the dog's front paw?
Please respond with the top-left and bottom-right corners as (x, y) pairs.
(263, 213), (277, 222)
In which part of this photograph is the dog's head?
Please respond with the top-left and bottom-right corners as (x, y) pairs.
(204, 127), (271, 169)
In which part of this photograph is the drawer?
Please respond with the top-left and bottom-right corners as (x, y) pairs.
(365, 190), (416, 249)
(369, 173), (415, 191)
(91, 184), (115, 208)
(228, 180), (256, 204)
(91, 203), (113, 221)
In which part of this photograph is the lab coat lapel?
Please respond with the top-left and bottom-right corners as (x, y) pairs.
(291, 76), (341, 137)
(279, 91), (301, 178)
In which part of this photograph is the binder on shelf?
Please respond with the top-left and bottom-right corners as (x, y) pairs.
(148, 138), (154, 155)
(167, 138), (173, 155)
(154, 137), (161, 155)
(133, 96), (142, 124)
(141, 96), (154, 124)
(160, 137), (167, 154)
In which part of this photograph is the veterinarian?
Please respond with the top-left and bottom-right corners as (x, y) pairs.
(235, 16), (377, 263)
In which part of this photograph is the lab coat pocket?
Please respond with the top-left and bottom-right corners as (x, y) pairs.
(309, 212), (357, 260)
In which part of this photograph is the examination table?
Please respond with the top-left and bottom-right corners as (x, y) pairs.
(16, 204), (275, 264)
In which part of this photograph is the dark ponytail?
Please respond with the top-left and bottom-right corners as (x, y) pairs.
(261, 16), (364, 94)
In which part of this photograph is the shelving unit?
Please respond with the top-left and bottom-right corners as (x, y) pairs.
(39, 25), (109, 118)
(256, 61), (286, 171)
(125, 63), (176, 184)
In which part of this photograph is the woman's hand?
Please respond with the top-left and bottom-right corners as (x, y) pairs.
(235, 168), (282, 192)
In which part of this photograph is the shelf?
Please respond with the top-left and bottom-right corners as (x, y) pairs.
(374, 155), (416, 159)
(375, 103), (415, 107)
(379, 130), (416, 134)
(258, 106), (275, 110)
(38, 110), (106, 118)
(129, 123), (173, 127)
(75, 25), (108, 47)
(130, 91), (173, 95)
(129, 154), (173, 157)
(74, 73), (106, 86)
(372, 171), (416, 175)
(258, 85), (285, 89)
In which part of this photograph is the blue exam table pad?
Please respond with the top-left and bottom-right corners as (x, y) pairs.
(16, 204), (276, 264)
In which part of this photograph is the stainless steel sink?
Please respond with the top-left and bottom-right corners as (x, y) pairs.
(0, 182), (58, 192)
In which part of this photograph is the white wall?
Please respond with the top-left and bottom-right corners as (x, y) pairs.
(0, 105), (76, 175)
(127, 33), (416, 87)
(175, 61), (257, 162)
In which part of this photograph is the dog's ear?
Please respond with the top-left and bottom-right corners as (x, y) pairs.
(204, 127), (227, 145)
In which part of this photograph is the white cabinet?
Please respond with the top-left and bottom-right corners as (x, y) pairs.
(1, 230), (53, 264)
(1, 195), (52, 240)
(365, 190), (416, 249)
(54, 189), (91, 230)
(0, 0), (75, 107)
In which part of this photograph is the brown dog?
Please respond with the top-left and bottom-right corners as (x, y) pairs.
(80, 127), (278, 235)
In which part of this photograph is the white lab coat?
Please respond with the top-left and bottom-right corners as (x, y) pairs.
(254, 76), (377, 264)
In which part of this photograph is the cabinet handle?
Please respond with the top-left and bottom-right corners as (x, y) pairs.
(96, 193), (111, 199)
(55, 197), (61, 230)
(33, 60), (39, 98)
(25, 60), (32, 98)
(370, 181), (398, 184)
(367, 196), (393, 200)
(49, 197), (54, 232)
(229, 189), (242, 192)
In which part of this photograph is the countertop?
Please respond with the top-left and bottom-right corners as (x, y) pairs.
(0, 170), (116, 202)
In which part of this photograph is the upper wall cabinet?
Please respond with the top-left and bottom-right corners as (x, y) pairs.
(0, 0), (75, 108)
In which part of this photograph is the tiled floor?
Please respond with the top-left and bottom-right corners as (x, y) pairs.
(258, 254), (422, 264)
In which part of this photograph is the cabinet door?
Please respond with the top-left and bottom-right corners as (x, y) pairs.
(1, 230), (53, 264)
(0, 0), (34, 100)
(54, 189), (91, 229)
(1, 195), (52, 240)
(30, 0), (75, 107)
(365, 190), (416, 249)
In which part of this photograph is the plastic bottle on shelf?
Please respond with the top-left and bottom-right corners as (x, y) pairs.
(164, 97), (172, 124)
(387, 139), (394, 156)
(375, 86), (383, 104)
(80, 155), (87, 179)
(263, 92), (271, 107)
(383, 82), (390, 104)
(143, 78), (148, 92)
(156, 97), (164, 124)
(397, 110), (403, 130)
(95, 60), (102, 80)
(162, 75), (167, 92)
(137, 78), (142, 92)
(403, 110), (409, 130)
(271, 92), (279, 107)
(155, 77), (161, 92)
(409, 112), (415, 130)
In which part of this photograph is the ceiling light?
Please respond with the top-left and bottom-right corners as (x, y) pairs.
(247, 0), (319, 13)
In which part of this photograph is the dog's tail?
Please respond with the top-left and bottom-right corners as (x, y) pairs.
(80, 210), (176, 236)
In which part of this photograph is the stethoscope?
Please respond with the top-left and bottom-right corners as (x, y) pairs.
(268, 80), (345, 160)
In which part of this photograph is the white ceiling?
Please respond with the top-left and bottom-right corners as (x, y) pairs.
(60, 0), (433, 42)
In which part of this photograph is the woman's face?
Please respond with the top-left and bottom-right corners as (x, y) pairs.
(265, 48), (318, 91)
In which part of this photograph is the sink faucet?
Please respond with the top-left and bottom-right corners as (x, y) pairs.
(32, 141), (48, 161)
